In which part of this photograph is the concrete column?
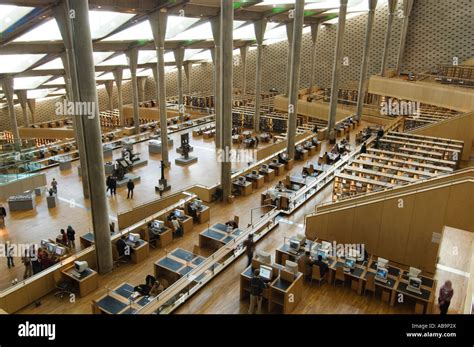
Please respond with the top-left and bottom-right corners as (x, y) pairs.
(55, 3), (90, 199)
(285, 21), (293, 97)
(239, 46), (249, 94)
(308, 23), (320, 95)
(126, 48), (140, 134)
(220, 0), (233, 202)
(149, 9), (170, 166)
(2, 77), (21, 150)
(355, 0), (378, 121)
(211, 16), (222, 149)
(286, 0), (304, 160)
(104, 80), (114, 111)
(113, 68), (124, 125)
(27, 99), (36, 124)
(327, 0), (348, 144)
(137, 76), (147, 102)
(396, 0), (414, 75)
(380, 0), (398, 76)
(68, 0), (112, 274)
(16, 90), (29, 128)
(174, 47), (185, 123)
(253, 19), (267, 133)
(184, 62), (192, 95)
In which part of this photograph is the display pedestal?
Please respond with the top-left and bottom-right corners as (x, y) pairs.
(175, 156), (198, 166)
(34, 188), (43, 197)
(176, 146), (194, 155)
(117, 174), (141, 188)
(59, 161), (72, 171)
(46, 195), (57, 208)
(155, 178), (171, 193)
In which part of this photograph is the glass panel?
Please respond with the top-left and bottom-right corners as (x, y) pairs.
(234, 22), (278, 40)
(14, 76), (53, 90)
(27, 89), (57, 99)
(93, 52), (114, 65)
(33, 57), (64, 70)
(97, 54), (127, 66)
(138, 50), (156, 64)
(0, 5), (34, 34)
(0, 54), (46, 73)
(89, 11), (135, 38)
(44, 77), (65, 85)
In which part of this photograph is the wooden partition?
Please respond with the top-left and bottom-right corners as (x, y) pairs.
(368, 76), (474, 112)
(306, 177), (474, 274)
(255, 132), (309, 161)
(410, 112), (474, 161)
(188, 184), (217, 203)
(18, 127), (75, 140)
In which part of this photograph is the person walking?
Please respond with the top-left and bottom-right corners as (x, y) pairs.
(106, 175), (112, 196)
(127, 179), (135, 199)
(5, 242), (14, 268)
(110, 175), (117, 197)
(0, 204), (6, 228)
(66, 225), (76, 249)
(243, 234), (255, 267)
(438, 280), (454, 315)
(22, 249), (32, 279)
(248, 269), (267, 314)
(51, 178), (58, 194)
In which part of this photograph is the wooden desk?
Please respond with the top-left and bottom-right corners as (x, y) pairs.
(269, 162), (285, 176)
(285, 158), (294, 170)
(197, 205), (210, 224)
(269, 271), (303, 314)
(125, 239), (150, 264)
(144, 226), (173, 248)
(154, 248), (207, 286)
(178, 215), (194, 234)
(62, 266), (98, 297)
(240, 265), (272, 302)
(199, 223), (244, 249)
(395, 274), (436, 314)
(246, 174), (264, 189)
(233, 180), (253, 196)
(259, 168), (275, 182)
(296, 149), (309, 161)
(92, 282), (148, 314)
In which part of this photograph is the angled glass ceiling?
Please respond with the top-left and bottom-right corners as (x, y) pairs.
(14, 76), (53, 90)
(0, 5), (34, 34)
(169, 20), (246, 41)
(138, 50), (157, 65)
(104, 15), (201, 41)
(0, 54), (46, 73)
(33, 57), (63, 70)
(233, 22), (279, 40)
(44, 77), (65, 86)
(27, 88), (57, 99)
(14, 11), (135, 42)
(97, 54), (128, 66)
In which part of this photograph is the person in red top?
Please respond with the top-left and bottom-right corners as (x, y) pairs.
(438, 280), (454, 315)
(59, 229), (68, 246)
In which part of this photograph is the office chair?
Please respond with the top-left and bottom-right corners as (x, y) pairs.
(364, 273), (376, 297)
(113, 246), (129, 268)
(334, 266), (346, 286)
(311, 265), (326, 286)
(54, 279), (74, 300)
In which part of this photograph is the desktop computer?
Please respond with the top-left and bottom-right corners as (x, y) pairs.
(261, 164), (269, 171)
(47, 243), (57, 254)
(74, 261), (88, 274)
(194, 199), (203, 209)
(40, 239), (49, 248)
(407, 277), (422, 294)
(295, 233), (306, 247)
(289, 240), (301, 254)
(260, 265), (273, 282)
(344, 257), (356, 272)
(375, 266), (388, 283)
(377, 257), (389, 269)
(251, 170), (258, 176)
(257, 250), (271, 265)
(238, 176), (246, 184)
(55, 246), (66, 257)
(285, 260), (299, 275)
(128, 233), (140, 243)
(152, 220), (164, 230)
(175, 209), (185, 218)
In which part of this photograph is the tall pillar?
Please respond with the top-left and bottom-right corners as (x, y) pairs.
(113, 68), (124, 125)
(149, 9), (170, 166)
(308, 23), (320, 95)
(137, 76), (147, 102)
(184, 62), (192, 95)
(285, 21), (293, 97)
(68, 0), (112, 273)
(380, 0), (398, 76)
(174, 47), (185, 124)
(239, 45), (249, 94)
(395, 0), (414, 75)
(211, 16), (222, 149)
(16, 90), (29, 128)
(2, 77), (21, 150)
(355, 0), (378, 121)
(27, 99), (36, 124)
(55, 4), (90, 199)
(253, 19), (267, 133)
(327, 0), (348, 144)
(220, 0), (233, 202)
(286, 0), (304, 160)
(126, 48), (140, 134)
(104, 80), (114, 111)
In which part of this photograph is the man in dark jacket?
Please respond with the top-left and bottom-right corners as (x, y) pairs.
(110, 176), (117, 196)
(127, 179), (135, 199)
(66, 225), (76, 249)
(243, 234), (255, 266)
(249, 269), (267, 314)
(0, 204), (6, 227)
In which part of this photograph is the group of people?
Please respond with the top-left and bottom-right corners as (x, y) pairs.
(106, 176), (135, 199)
(55, 225), (77, 249)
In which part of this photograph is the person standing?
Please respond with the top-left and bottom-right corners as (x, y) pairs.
(0, 204), (6, 228)
(51, 178), (58, 194)
(248, 269), (267, 314)
(5, 242), (14, 268)
(110, 175), (117, 197)
(243, 234), (255, 266)
(106, 175), (112, 196)
(171, 217), (183, 237)
(127, 179), (135, 199)
(22, 249), (32, 279)
(438, 280), (454, 315)
(66, 225), (76, 249)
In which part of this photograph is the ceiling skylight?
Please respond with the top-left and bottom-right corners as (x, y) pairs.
(33, 57), (64, 70)
(0, 54), (46, 73)
(44, 77), (65, 86)
(14, 76), (53, 90)
(0, 5), (34, 34)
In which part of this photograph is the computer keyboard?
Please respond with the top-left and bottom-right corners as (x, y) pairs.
(71, 270), (82, 278)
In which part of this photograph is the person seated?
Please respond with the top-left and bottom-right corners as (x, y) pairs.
(275, 181), (285, 191)
(149, 279), (164, 297)
(313, 255), (329, 278)
(298, 251), (315, 280)
(187, 204), (199, 223)
(225, 219), (238, 230)
(360, 143), (367, 154)
(116, 236), (131, 261)
(134, 275), (157, 297)
(278, 152), (289, 164)
(295, 145), (304, 160)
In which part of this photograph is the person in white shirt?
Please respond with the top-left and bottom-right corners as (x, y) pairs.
(171, 217), (183, 237)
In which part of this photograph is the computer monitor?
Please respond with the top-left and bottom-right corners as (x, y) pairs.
(74, 261), (88, 273)
(251, 170), (258, 176)
(260, 265), (273, 281)
(175, 209), (184, 218)
(261, 164), (269, 171)
(272, 159), (278, 164)
(238, 176), (246, 183)
(128, 233), (140, 243)
(152, 220), (164, 229)
(47, 243), (56, 254)
(317, 249), (328, 260)
(377, 257), (389, 268)
(55, 246), (66, 256)
(344, 257), (355, 270)
(40, 239), (48, 248)
(375, 266), (388, 282)
(257, 250), (271, 265)
(408, 277), (422, 291)
(289, 240), (300, 252)
(285, 260), (299, 275)
(194, 199), (202, 208)
(408, 267), (422, 278)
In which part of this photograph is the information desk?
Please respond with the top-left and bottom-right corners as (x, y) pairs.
(61, 266), (98, 297)
(199, 223), (244, 249)
(92, 282), (151, 314)
(154, 247), (208, 286)
(165, 211), (194, 235)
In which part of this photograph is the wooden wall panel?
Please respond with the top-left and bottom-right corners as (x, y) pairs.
(377, 195), (415, 263)
(306, 213), (328, 241)
(351, 203), (383, 253)
(444, 183), (474, 233)
(327, 208), (354, 244)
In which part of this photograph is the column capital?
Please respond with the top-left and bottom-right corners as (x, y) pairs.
(210, 15), (221, 44)
(173, 47), (185, 68)
(126, 47), (139, 74)
(254, 18), (267, 45)
(149, 10), (168, 48)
